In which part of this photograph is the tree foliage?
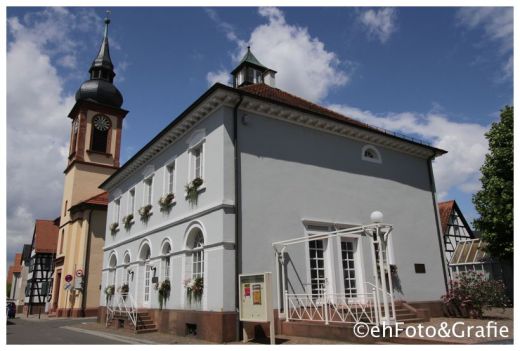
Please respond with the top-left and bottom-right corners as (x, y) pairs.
(472, 106), (513, 260)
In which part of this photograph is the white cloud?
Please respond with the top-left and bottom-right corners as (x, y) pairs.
(6, 8), (100, 265)
(207, 69), (231, 86)
(359, 8), (397, 44)
(456, 7), (513, 81)
(328, 104), (489, 197)
(206, 7), (348, 102)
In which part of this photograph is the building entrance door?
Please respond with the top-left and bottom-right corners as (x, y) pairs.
(143, 264), (151, 307)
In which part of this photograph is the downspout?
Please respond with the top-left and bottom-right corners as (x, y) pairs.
(427, 155), (449, 293)
(233, 93), (244, 340)
(81, 208), (94, 316)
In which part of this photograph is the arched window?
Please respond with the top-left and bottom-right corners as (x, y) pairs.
(91, 115), (111, 153)
(190, 230), (204, 280)
(108, 252), (117, 286)
(139, 242), (151, 261)
(161, 241), (172, 281)
(361, 145), (382, 164)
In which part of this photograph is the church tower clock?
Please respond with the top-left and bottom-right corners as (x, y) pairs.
(51, 13), (128, 317)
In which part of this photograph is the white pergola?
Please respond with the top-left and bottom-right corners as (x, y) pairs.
(272, 212), (396, 325)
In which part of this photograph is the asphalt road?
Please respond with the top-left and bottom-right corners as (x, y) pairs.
(6, 317), (123, 344)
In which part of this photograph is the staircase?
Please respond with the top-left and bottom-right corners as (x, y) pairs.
(393, 301), (427, 323)
(105, 293), (157, 334)
(134, 311), (158, 334)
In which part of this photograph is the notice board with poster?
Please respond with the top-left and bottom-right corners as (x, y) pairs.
(238, 272), (272, 323)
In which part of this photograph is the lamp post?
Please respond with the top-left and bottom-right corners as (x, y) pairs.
(370, 211), (395, 325)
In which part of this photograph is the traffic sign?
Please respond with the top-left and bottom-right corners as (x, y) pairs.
(65, 274), (73, 282)
(76, 269), (83, 277)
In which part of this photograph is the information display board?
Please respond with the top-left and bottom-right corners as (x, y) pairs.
(239, 272), (275, 344)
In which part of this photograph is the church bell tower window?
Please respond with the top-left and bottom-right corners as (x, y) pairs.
(91, 115), (111, 153)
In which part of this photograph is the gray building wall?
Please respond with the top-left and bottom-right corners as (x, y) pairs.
(236, 110), (446, 304)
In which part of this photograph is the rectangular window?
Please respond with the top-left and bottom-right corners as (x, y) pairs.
(308, 239), (325, 296)
(129, 189), (135, 214)
(167, 163), (175, 194)
(163, 257), (170, 281)
(59, 230), (65, 254)
(192, 250), (204, 280)
(341, 239), (357, 298)
(191, 144), (203, 180)
(144, 177), (153, 205)
(114, 198), (120, 223)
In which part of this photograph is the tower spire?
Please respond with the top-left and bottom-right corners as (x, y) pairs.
(75, 11), (123, 108)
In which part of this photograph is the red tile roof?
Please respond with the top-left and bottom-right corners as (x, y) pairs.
(83, 191), (109, 206)
(69, 191), (108, 213)
(8, 253), (23, 284)
(438, 200), (455, 234)
(239, 84), (377, 131)
(33, 219), (59, 254)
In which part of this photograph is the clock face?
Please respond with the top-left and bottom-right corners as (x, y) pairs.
(93, 115), (111, 131)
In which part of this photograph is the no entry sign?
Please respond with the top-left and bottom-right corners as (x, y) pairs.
(65, 274), (73, 282)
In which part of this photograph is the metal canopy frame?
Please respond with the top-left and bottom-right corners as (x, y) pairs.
(272, 222), (396, 325)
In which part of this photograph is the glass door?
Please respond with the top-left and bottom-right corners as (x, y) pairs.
(144, 264), (151, 306)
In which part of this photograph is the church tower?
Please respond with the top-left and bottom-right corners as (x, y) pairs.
(62, 15), (127, 220)
(51, 13), (127, 317)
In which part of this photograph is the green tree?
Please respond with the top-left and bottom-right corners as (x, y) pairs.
(7, 282), (12, 298)
(472, 106), (513, 260)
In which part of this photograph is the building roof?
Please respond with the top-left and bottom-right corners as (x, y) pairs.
(7, 253), (22, 284)
(32, 219), (59, 254)
(69, 191), (109, 213)
(231, 47), (269, 75)
(21, 244), (32, 264)
(101, 82), (447, 190)
(438, 200), (455, 234)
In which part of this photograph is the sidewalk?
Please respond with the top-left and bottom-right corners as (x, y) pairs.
(73, 321), (350, 344)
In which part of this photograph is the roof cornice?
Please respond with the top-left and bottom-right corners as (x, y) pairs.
(101, 83), (444, 190)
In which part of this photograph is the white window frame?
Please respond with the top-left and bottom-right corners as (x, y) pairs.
(165, 161), (176, 195)
(188, 141), (205, 181)
(128, 188), (135, 215)
(113, 198), (121, 223)
(143, 175), (154, 206)
(191, 232), (204, 280)
(361, 144), (382, 164)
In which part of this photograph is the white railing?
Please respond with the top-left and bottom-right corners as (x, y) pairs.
(365, 282), (396, 324)
(105, 293), (137, 330)
(285, 290), (378, 325)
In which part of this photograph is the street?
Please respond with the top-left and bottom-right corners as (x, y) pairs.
(6, 317), (130, 344)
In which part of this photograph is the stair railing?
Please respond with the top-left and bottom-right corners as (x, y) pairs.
(105, 292), (137, 330)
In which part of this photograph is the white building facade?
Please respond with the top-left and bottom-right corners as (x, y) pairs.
(99, 50), (449, 342)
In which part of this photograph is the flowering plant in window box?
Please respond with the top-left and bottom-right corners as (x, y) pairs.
(109, 222), (119, 233)
(122, 214), (134, 229)
(158, 279), (171, 309)
(184, 277), (203, 304)
(138, 204), (153, 220)
(104, 284), (115, 303)
(185, 178), (204, 205)
(158, 193), (175, 210)
(118, 283), (129, 295)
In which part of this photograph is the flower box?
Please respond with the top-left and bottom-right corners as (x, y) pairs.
(185, 178), (204, 205)
(159, 193), (175, 210)
(122, 214), (134, 229)
(138, 204), (153, 220)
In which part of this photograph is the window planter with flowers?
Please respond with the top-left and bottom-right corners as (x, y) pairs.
(118, 283), (129, 299)
(122, 214), (134, 229)
(158, 279), (171, 309)
(109, 222), (119, 234)
(185, 178), (204, 205)
(138, 204), (153, 220)
(184, 277), (203, 305)
(104, 284), (115, 303)
(159, 193), (175, 211)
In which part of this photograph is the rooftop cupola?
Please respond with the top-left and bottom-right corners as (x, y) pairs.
(231, 46), (277, 88)
(75, 12), (123, 108)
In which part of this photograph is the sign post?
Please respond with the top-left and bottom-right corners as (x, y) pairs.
(238, 272), (275, 345)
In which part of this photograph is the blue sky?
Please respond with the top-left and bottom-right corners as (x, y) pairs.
(6, 7), (513, 266)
